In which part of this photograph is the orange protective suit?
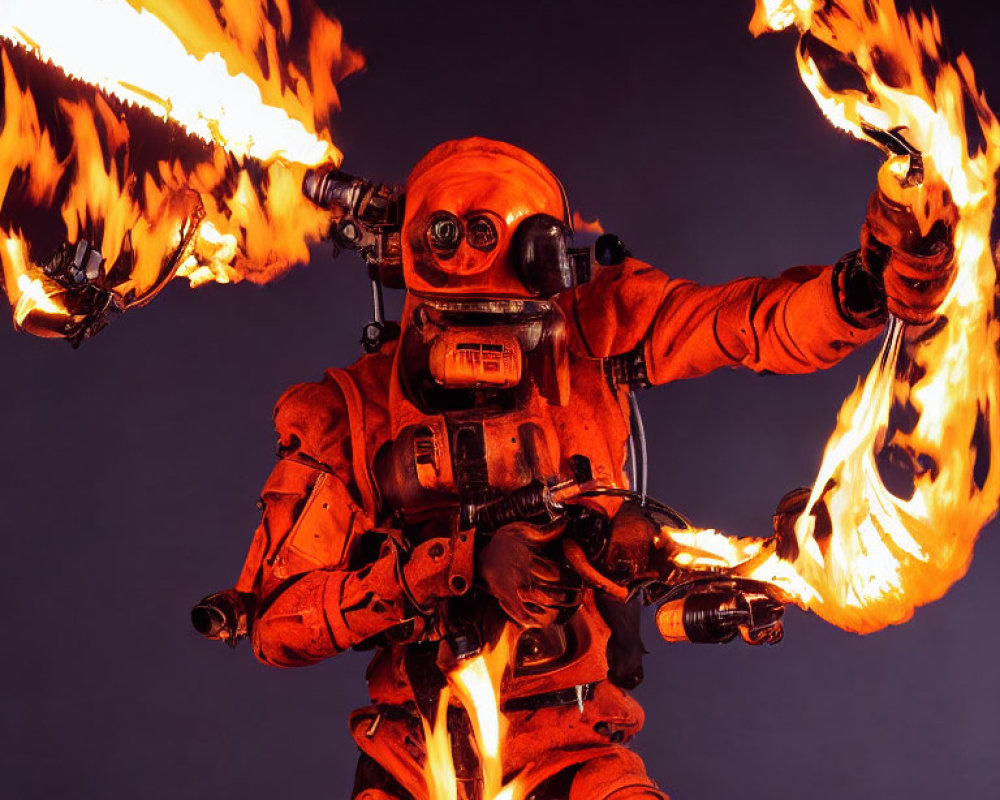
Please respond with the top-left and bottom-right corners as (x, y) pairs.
(223, 138), (881, 800)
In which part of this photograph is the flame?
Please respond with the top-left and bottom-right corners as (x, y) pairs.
(422, 631), (526, 800)
(760, 0), (1000, 633)
(0, 0), (361, 339)
(661, 1), (999, 634)
(661, 526), (818, 604)
(449, 636), (510, 800)
(571, 211), (604, 235)
(421, 691), (459, 800)
(0, 0), (335, 164)
(4, 237), (65, 326)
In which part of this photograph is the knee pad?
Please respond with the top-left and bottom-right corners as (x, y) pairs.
(568, 749), (669, 800)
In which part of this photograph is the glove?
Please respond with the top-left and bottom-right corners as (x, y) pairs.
(399, 536), (458, 612)
(857, 156), (959, 325)
(478, 521), (582, 628)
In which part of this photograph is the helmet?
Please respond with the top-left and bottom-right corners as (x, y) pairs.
(402, 137), (579, 298)
(395, 138), (577, 411)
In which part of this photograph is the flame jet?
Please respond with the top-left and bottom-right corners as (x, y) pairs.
(0, 0), (360, 344)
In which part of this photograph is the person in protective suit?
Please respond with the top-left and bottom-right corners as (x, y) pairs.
(193, 137), (956, 800)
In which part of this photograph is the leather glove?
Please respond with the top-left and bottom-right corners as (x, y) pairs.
(399, 537), (456, 612)
(858, 156), (959, 325)
(478, 521), (582, 628)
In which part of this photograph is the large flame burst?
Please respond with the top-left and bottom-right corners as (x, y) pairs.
(0, 0), (360, 339)
(666, 0), (1000, 634)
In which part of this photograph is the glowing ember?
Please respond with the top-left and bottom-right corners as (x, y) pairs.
(0, 0), (361, 342)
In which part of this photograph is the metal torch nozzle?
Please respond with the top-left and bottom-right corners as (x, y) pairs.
(191, 589), (255, 647)
(302, 165), (402, 226)
(300, 165), (404, 289)
(302, 164), (364, 213)
(861, 123), (924, 187)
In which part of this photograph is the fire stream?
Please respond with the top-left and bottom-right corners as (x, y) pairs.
(0, 0), (360, 339)
(422, 633), (524, 800)
(662, 0), (1000, 633)
(0, 0), (334, 164)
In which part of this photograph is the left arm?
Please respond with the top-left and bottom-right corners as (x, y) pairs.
(559, 256), (882, 384)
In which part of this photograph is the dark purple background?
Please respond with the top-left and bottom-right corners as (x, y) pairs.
(2, 2), (998, 798)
